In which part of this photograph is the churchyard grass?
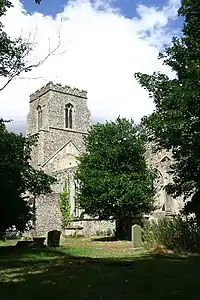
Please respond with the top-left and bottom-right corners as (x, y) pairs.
(0, 236), (200, 300)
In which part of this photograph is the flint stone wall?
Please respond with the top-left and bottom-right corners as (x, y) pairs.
(70, 220), (115, 236)
(35, 193), (62, 236)
(35, 190), (116, 236)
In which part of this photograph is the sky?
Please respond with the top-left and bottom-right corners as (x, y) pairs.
(0, 0), (183, 133)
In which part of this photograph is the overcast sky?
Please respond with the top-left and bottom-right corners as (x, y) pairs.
(0, 0), (182, 133)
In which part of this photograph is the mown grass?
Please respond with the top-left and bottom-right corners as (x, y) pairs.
(0, 236), (200, 300)
(60, 236), (145, 258)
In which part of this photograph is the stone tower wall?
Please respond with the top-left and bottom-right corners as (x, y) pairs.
(26, 81), (91, 168)
(26, 82), (92, 235)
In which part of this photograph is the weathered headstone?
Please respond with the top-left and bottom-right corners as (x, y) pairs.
(131, 224), (142, 248)
(47, 230), (61, 247)
(15, 240), (33, 249)
(33, 237), (46, 248)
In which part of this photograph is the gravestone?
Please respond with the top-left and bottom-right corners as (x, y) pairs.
(47, 230), (61, 247)
(15, 241), (33, 249)
(33, 237), (46, 248)
(16, 237), (46, 249)
(131, 224), (142, 248)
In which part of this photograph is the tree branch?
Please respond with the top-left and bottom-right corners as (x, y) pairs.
(0, 24), (67, 92)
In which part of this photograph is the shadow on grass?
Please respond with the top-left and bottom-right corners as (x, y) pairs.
(0, 245), (64, 256)
(0, 245), (200, 300)
(91, 236), (118, 242)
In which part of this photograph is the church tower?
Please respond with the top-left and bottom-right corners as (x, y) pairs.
(26, 82), (91, 234)
(26, 81), (91, 170)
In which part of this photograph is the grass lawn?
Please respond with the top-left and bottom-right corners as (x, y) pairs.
(0, 236), (200, 300)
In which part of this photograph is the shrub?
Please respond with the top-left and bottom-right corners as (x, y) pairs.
(95, 228), (114, 236)
(60, 176), (72, 228)
(106, 228), (113, 236)
(142, 215), (200, 253)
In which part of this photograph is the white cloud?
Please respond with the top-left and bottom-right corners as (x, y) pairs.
(0, 0), (181, 132)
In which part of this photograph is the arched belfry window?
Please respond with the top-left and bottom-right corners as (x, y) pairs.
(65, 103), (73, 129)
(37, 105), (42, 130)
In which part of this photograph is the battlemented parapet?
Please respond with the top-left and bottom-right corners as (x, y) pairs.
(30, 81), (87, 102)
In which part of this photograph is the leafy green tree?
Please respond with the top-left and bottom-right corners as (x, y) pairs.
(0, 120), (56, 236)
(135, 0), (200, 221)
(0, 0), (33, 91)
(0, 0), (61, 91)
(0, 0), (57, 237)
(76, 118), (155, 239)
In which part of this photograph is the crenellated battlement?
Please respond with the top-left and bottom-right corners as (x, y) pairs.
(30, 81), (87, 102)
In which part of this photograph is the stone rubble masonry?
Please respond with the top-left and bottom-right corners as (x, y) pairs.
(26, 81), (91, 169)
(26, 81), (184, 236)
(70, 220), (116, 236)
(26, 81), (92, 235)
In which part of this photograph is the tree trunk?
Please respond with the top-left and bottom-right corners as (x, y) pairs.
(115, 218), (131, 240)
(195, 211), (200, 227)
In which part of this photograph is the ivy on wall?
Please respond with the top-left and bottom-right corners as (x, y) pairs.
(60, 176), (72, 228)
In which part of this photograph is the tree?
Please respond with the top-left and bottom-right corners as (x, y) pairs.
(76, 118), (155, 239)
(0, 0), (58, 237)
(135, 0), (200, 221)
(0, 120), (56, 236)
(0, 0), (31, 90)
(0, 0), (64, 91)
(0, 0), (66, 237)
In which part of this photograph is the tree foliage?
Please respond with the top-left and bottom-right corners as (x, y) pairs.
(135, 0), (200, 219)
(0, 0), (62, 91)
(0, 120), (56, 235)
(0, 0), (33, 90)
(0, 0), (58, 236)
(76, 118), (155, 223)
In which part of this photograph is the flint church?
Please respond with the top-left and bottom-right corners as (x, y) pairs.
(26, 82), (184, 235)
